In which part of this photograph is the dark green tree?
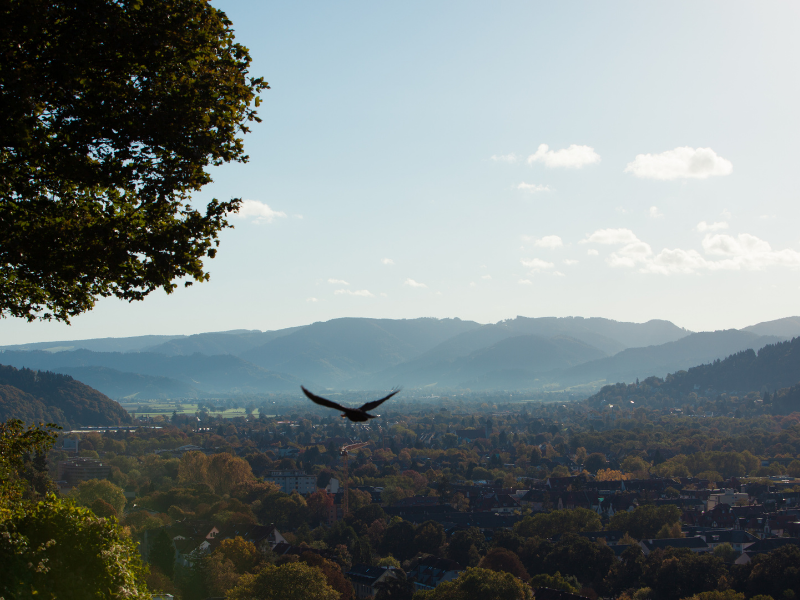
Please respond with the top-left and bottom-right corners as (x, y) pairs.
(413, 520), (446, 555)
(149, 528), (176, 579)
(1, 0), (267, 322)
(381, 520), (416, 561)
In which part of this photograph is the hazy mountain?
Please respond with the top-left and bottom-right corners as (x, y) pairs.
(360, 316), (688, 389)
(0, 334), (183, 354)
(56, 366), (201, 400)
(241, 317), (481, 387)
(410, 334), (608, 390)
(561, 330), (783, 385)
(742, 316), (800, 339)
(0, 350), (303, 396)
(0, 364), (131, 427)
(141, 327), (306, 356)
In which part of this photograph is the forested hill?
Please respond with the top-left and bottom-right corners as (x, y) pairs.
(0, 364), (131, 427)
(586, 336), (800, 413)
(664, 336), (800, 394)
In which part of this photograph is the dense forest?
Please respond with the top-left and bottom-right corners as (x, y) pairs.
(0, 364), (131, 427)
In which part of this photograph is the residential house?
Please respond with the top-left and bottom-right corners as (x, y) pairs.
(345, 565), (400, 599)
(640, 537), (710, 555)
(409, 556), (463, 592)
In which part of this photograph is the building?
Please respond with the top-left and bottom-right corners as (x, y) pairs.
(707, 489), (749, 510)
(345, 565), (399, 599)
(57, 457), (111, 486)
(640, 536), (710, 555)
(263, 470), (317, 494)
(408, 556), (463, 592)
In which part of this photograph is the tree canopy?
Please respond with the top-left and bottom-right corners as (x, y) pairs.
(1, 0), (267, 322)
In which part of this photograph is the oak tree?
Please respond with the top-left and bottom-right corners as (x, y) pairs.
(1, 0), (267, 321)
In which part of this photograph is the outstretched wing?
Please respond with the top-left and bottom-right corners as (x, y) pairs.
(359, 388), (401, 412)
(301, 386), (347, 411)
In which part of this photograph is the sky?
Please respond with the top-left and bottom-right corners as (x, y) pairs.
(4, 1), (800, 344)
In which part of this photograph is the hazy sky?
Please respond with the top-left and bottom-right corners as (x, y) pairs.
(4, 1), (800, 344)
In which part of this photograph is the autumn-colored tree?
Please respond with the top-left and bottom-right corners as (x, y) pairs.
(70, 478), (127, 515)
(609, 505), (681, 541)
(478, 547), (530, 581)
(227, 562), (339, 600)
(307, 490), (334, 525)
(596, 468), (630, 481)
(299, 551), (355, 600)
(90, 497), (118, 519)
(414, 567), (533, 600)
(513, 508), (601, 539)
(178, 451), (210, 486)
(216, 536), (263, 574)
(204, 552), (241, 597)
(207, 453), (254, 495)
(529, 571), (581, 593)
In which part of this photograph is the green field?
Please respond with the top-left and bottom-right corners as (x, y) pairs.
(119, 402), (269, 419)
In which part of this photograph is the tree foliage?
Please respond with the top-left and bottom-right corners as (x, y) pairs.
(1, 0), (267, 321)
(228, 561), (339, 600)
(413, 567), (533, 600)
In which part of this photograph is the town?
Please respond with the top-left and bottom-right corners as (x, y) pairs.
(44, 388), (800, 600)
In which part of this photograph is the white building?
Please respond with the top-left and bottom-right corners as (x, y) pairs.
(264, 470), (317, 494)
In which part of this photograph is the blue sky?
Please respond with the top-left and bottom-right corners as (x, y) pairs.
(4, 1), (800, 344)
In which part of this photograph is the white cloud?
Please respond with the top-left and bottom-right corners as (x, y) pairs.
(563, 259), (579, 265)
(721, 208), (732, 219)
(235, 200), (287, 223)
(380, 292), (388, 297)
(603, 230), (800, 274)
(520, 258), (555, 272)
(481, 275), (492, 280)
(624, 147), (733, 180)
(335, 289), (374, 297)
(328, 278), (349, 285)
(553, 271), (565, 277)
(491, 153), (519, 163)
(306, 297), (318, 302)
(581, 228), (639, 245)
(587, 249), (599, 256)
(517, 182), (551, 193)
(526, 235), (563, 249)
(469, 282), (477, 287)
(649, 206), (664, 219)
(518, 279), (533, 285)
(696, 221), (728, 232)
(527, 144), (601, 168)
(382, 258), (395, 265)
(404, 278), (427, 288)
(294, 214), (304, 219)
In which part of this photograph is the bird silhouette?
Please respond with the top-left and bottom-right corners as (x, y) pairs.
(301, 386), (400, 421)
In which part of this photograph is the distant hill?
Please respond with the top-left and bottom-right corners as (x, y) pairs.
(57, 366), (201, 400)
(0, 350), (303, 398)
(742, 316), (800, 339)
(360, 334), (608, 389)
(361, 317), (689, 389)
(0, 334), (183, 353)
(3, 315), (799, 395)
(141, 327), (306, 356)
(585, 336), (800, 414)
(658, 336), (800, 395)
(241, 317), (482, 387)
(561, 330), (782, 385)
(0, 364), (131, 426)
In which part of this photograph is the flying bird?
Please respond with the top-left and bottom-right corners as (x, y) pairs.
(301, 386), (401, 421)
